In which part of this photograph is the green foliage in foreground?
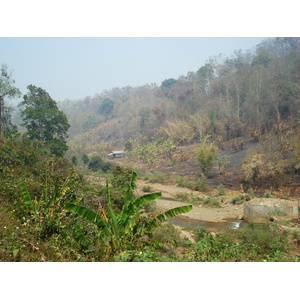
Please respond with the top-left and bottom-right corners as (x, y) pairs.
(1, 138), (300, 262)
(66, 171), (192, 254)
(19, 169), (81, 227)
(188, 223), (292, 262)
(110, 223), (300, 262)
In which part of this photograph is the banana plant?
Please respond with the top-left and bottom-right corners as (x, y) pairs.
(65, 171), (192, 254)
(20, 169), (81, 225)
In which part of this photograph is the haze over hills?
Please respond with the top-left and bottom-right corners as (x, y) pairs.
(56, 38), (299, 152)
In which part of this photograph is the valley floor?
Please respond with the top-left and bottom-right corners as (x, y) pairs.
(134, 179), (244, 222)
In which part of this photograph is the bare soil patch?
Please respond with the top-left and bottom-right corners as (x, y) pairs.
(135, 179), (244, 222)
(84, 138), (300, 223)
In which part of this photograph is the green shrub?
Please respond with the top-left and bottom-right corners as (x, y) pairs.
(195, 226), (207, 239)
(71, 156), (77, 166)
(176, 192), (189, 201)
(231, 195), (244, 205)
(236, 223), (289, 255)
(199, 197), (221, 208)
(245, 194), (251, 201)
(216, 184), (226, 196)
(143, 201), (156, 213)
(174, 176), (206, 192)
(191, 223), (290, 262)
(193, 178), (207, 192)
(190, 196), (202, 204)
(195, 143), (218, 175)
(264, 191), (272, 198)
(292, 230), (300, 246)
(174, 175), (186, 187)
(147, 171), (166, 183)
(110, 165), (136, 210)
(88, 156), (112, 172)
(151, 223), (181, 245)
(142, 185), (153, 192)
(82, 153), (89, 165)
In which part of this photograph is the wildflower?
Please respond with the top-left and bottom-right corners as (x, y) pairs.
(16, 227), (19, 230)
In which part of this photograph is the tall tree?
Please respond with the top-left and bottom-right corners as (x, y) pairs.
(0, 64), (21, 139)
(19, 85), (70, 156)
(98, 98), (114, 120)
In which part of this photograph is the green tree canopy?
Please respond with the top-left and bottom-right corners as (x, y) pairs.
(82, 153), (89, 165)
(251, 47), (272, 67)
(0, 64), (21, 139)
(160, 78), (177, 88)
(19, 85), (70, 156)
(98, 98), (114, 119)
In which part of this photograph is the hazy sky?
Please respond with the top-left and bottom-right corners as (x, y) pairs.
(1, 37), (266, 104)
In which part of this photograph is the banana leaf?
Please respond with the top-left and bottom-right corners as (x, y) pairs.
(20, 180), (35, 214)
(146, 204), (193, 230)
(105, 181), (119, 249)
(119, 192), (162, 232)
(74, 225), (90, 249)
(122, 213), (141, 235)
(119, 171), (138, 220)
(44, 178), (60, 213)
(65, 203), (107, 230)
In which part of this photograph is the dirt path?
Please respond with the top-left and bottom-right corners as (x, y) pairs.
(154, 199), (243, 221)
(84, 175), (244, 222)
(135, 180), (244, 222)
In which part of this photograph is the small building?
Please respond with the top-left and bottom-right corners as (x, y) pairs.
(108, 150), (124, 159)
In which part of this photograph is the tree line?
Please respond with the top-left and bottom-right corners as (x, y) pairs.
(0, 66), (70, 157)
(56, 38), (300, 156)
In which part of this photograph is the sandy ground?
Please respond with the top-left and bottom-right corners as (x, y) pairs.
(135, 180), (244, 222)
(84, 175), (244, 221)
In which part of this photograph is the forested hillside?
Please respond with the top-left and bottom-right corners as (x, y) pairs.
(61, 37), (300, 148)
(59, 37), (300, 190)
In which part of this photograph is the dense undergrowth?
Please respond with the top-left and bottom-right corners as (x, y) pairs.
(1, 138), (300, 262)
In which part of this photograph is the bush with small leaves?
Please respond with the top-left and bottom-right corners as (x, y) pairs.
(88, 156), (112, 172)
(142, 185), (153, 192)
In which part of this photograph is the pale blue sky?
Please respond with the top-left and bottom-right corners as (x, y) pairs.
(1, 37), (267, 104)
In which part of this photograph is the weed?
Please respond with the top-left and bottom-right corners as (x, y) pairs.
(264, 190), (272, 198)
(199, 197), (221, 208)
(247, 187), (255, 199)
(245, 194), (251, 201)
(216, 184), (226, 196)
(194, 226), (207, 239)
(231, 195), (244, 205)
(190, 223), (290, 262)
(292, 230), (300, 246)
(176, 192), (189, 201)
(174, 175), (206, 192)
(193, 178), (207, 192)
(147, 171), (166, 183)
(142, 185), (153, 192)
(151, 223), (181, 246)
